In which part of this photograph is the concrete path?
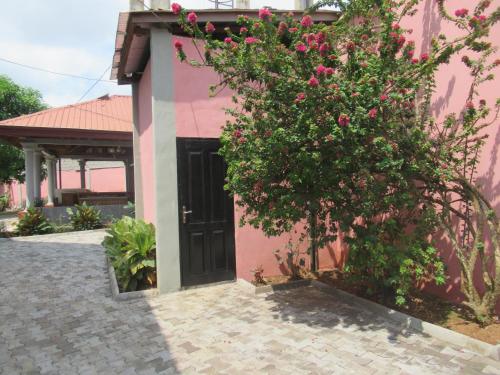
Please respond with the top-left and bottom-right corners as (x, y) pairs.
(0, 231), (498, 375)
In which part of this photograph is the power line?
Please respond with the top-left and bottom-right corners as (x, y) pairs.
(78, 65), (112, 102)
(0, 57), (116, 83)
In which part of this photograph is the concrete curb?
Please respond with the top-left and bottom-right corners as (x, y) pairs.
(237, 278), (312, 294)
(310, 280), (500, 361)
(0, 228), (107, 241)
(106, 257), (159, 301)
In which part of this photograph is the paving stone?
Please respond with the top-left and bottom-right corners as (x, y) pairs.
(0, 230), (498, 374)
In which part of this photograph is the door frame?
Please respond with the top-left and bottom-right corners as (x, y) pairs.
(176, 137), (236, 288)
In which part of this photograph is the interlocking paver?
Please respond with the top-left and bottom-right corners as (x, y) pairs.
(0, 230), (499, 374)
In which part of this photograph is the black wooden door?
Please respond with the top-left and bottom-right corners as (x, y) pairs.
(177, 138), (236, 287)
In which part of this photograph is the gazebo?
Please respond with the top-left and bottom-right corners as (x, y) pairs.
(0, 95), (133, 208)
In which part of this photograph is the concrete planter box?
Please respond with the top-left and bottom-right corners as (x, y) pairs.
(310, 280), (500, 361)
(238, 278), (312, 294)
(106, 257), (158, 301)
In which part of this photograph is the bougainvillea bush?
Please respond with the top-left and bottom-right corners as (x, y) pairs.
(173, 0), (500, 322)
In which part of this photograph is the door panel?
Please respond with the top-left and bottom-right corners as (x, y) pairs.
(177, 138), (236, 287)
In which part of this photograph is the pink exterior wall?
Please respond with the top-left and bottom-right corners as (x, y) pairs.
(137, 61), (155, 223)
(403, 0), (500, 308)
(2, 167), (125, 208)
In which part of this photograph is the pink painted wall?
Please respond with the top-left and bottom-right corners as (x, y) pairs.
(137, 61), (155, 223)
(402, 0), (500, 308)
(1, 167), (126, 208)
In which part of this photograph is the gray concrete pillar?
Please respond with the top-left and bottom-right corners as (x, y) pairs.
(79, 160), (86, 189)
(45, 156), (56, 207)
(295, 0), (313, 10)
(130, 0), (144, 11)
(151, 27), (181, 293)
(235, 0), (250, 8)
(33, 150), (41, 200)
(132, 82), (145, 219)
(151, 0), (170, 9)
(21, 143), (35, 209)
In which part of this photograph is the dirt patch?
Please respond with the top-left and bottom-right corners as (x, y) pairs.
(316, 270), (499, 345)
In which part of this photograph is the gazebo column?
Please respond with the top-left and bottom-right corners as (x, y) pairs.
(21, 143), (36, 209)
(45, 155), (56, 207)
(79, 160), (86, 189)
(124, 159), (135, 198)
(33, 149), (42, 200)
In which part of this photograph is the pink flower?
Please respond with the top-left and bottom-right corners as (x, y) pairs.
(171, 2), (182, 15)
(295, 42), (307, 53)
(466, 101), (475, 110)
(346, 41), (356, 52)
(479, 99), (487, 106)
(301, 15), (313, 28)
(319, 43), (330, 56)
(407, 49), (414, 58)
(240, 27), (248, 34)
(420, 53), (429, 62)
(454, 8), (469, 18)
(224, 37), (233, 44)
(238, 137), (247, 144)
(205, 22), (215, 33)
(245, 37), (260, 44)
(295, 92), (306, 103)
(316, 31), (326, 44)
(325, 67), (335, 76)
(411, 58), (419, 64)
(187, 12), (198, 25)
(233, 129), (242, 138)
(174, 40), (183, 50)
(288, 27), (298, 33)
(258, 7), (272, 20)
(380, 94), (388, 101)
(308, 76), (319, 87)
(316, 64), (327, 76)
(338, 114), (350, 127)
(368, 108), (378, 119)
(392, 23), (400, 30)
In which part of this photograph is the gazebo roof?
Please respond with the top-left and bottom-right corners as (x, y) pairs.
(0, 95), (132, 133)
(0, 95), (133, 160)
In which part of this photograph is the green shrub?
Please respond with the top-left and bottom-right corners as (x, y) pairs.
(16, 208), (53, 236)
(0, 194), (9, 212)
(102, 216), (156, 292)
(66, 203), (102, 231)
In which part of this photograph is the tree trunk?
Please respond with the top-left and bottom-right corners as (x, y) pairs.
(309, 209), (318, 273)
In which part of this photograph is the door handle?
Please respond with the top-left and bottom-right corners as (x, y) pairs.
(182, 205), (193, 224)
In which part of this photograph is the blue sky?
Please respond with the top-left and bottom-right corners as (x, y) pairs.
(0, 0), (329, 107)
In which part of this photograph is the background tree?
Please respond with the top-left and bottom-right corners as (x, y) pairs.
(174, 0), (499, 320)
(0, 75), (47, 183)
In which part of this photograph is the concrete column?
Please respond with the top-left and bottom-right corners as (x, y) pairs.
(151, 27), (181, 293)
(33, 149), (42, 200)
(129, 0), (144, 11)
(79, 160), (86, 189)
(124, 159), (135, 197)
(21, 143), (35, 209)
(235, 0), (250, 8)
(132, 82), (145, 219)
(295, 0), (313, 10)
(151, 0), (170, 9)
(45, 155), (56, 207)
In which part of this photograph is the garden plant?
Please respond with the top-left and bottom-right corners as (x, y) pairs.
(16, 208), (53, 236)
(173, 0), (500, 323)
(67, 203), (102, 231)
(102, 216), (156, 292)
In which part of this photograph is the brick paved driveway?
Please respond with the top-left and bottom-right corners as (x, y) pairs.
(0, 231), (498, 375)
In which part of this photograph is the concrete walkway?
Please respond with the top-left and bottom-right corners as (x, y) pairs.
(0, 231), (498, 375)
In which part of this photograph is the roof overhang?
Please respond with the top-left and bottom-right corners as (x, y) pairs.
(112, 9), (340, 84)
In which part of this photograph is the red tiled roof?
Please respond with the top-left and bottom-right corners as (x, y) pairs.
(0, 95), (132, 133)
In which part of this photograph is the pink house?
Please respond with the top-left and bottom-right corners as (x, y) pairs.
(113, 0), (500, 299)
